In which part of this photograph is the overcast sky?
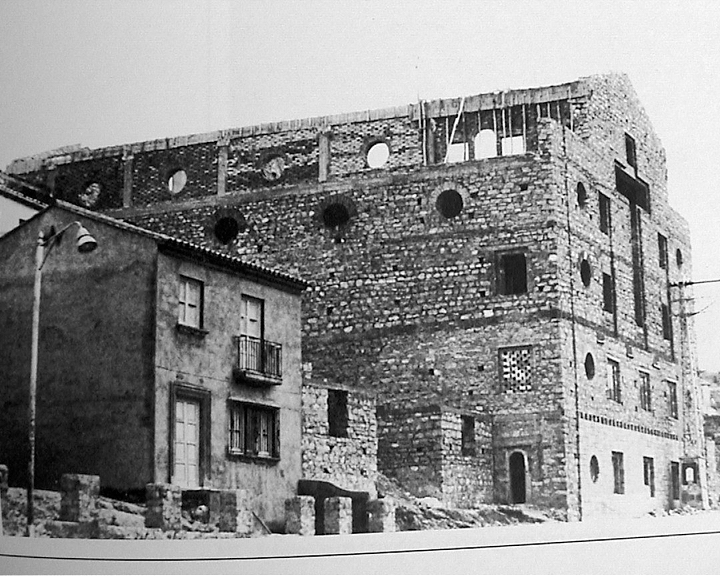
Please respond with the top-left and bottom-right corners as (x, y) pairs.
(2, 0), (719, 371)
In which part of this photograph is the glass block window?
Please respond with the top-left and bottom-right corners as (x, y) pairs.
(499, 346), (533, 393)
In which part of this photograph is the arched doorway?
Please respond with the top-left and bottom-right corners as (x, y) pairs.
(509, 451), (527, 504)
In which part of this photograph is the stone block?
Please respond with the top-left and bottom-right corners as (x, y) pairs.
(0, 464), (8, 498)
(367, 498), (396, 532)
(324, 496), (352, 535)
(145, 483), (182, 530)
(285, 495), (315, 536)
(59, 473), (100, 523)
(208, 489), (239, 533)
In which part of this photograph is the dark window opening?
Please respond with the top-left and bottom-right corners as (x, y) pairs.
(615, 164), (650, 212)
(577, 182), (588, 207)
(671, 461), (680, 499)
(662, 304), (672, 341)
(461, 415), (475, 456)
(630, 204), (646, 327)
(497, 253), (527, 295)
(328, 389), (349, 438)
(612, 451), (625, 494)
(603, 273), (615, 313)
(435, 189), (463, 218)
(584, 353), (596, 380)
(607, 359), (621, 403)
(658, 233), (668, 269)
(643, 456), (655, 497)
(640, 372), (652, 411)
(323, 203), (350, 228)
(580, 259), (592, 287)
(668, 381), (678, 419)
(676, 248), (684, 268)
(625, 133), (637, 171)
(599, 193), (611, 235)
(214, 217), (240, 244)
(590, 455), (599, 483)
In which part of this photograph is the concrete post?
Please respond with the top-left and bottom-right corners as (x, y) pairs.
(285, 495), (315, 536)
(59, 473), (100, 523)
(145, 483), (182, 530)
(367, 498), (396, 533)
(324, 496), (352, 535)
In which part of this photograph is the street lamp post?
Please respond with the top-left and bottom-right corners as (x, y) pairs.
(26, 221), (97, 537)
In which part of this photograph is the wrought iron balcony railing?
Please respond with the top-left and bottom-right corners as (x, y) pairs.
(233, 335), (282, 385)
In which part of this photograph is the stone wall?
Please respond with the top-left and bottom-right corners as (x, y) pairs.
(301, 379), (377, 496)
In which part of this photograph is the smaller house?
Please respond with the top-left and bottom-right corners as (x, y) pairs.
(0, 201), (306, 529)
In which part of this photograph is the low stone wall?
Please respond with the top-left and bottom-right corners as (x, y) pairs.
(301, 380), (377, 496)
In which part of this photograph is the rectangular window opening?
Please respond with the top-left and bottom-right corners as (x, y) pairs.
(668, 381), (679, 419)
(599, 193), (611, 235)
(612, 451), (625, 494)
(328, 389), (349, 438)
(640, 372), (652, 411)
(606, 359), (622, 403)
(461, 415), (476, 456)
(662, 304), (672, 341)
(603, 273), (615, 313)
(446, 142), (469, 163)
(501, 135), (526, 156)
(625, 133), (637, 171)
(658, 233), (668, 269)
(643, 456), (655, 497)
(178, 276), (204, 329)
(228, 402), (279, 458)
(497, 253), (528, 295)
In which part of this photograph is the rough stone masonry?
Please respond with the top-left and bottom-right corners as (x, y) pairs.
(9, 73), (705, 520)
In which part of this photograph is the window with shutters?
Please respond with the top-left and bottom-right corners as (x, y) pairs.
(228, 402), (279, 459)
(178, 276), (203, 329)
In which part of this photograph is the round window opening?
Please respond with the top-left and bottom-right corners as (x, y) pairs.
(584, 353), (595, 380)
(676, 248), (684, 268)
(214, 217), (241, 245)
(262, 156), (286, 181)
(323, 203), (351, 228)
(168, 169), (187, 194)
(577, 182), (588, 208)
(436, 189), (463, 219)
(590, 455), (599, 483)
(580, 259), (592, 287)
(79, 182), (102, 208)
(367, 141), (390, 168)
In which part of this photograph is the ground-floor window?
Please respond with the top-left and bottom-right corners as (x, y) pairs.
(228, 402), (280, 459)
(643, 456), (655, 497)
(670, 461), (680, 499)
(612, 451), (624, 494)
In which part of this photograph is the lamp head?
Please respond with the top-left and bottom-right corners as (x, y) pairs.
(75, 225), (97, 253)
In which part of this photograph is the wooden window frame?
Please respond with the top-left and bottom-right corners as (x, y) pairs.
(169, 383), (211, 486)
(228, 401), (280, 460)
(178, 276), (204, 329)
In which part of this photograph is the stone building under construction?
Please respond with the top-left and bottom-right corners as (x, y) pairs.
(8, 73), (706, 520)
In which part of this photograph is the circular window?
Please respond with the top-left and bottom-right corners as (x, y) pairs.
(584, 353), (595, 380)
(577, 182), (587, 208)
(590, 455), (599, 483)
(323, 203), (350, 228)
(262, 156), (286, 181)
(580, 259), (592, 287)
(366, 141), (390, 168)
(676, 248), (683, 268)
(168, 169), (187, 194)
(214, 217), (240, 245)
(436, 189), (463, 218)
(79, 182), (102, 207)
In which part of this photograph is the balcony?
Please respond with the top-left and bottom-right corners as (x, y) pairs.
(233, 335), (282, 386)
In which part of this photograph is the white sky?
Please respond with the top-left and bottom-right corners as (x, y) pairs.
(1, 0), (719, 371)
